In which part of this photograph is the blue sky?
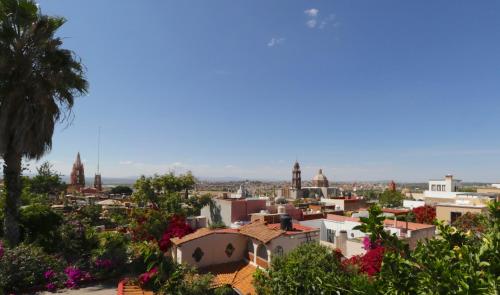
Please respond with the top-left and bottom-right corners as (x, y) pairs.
(27, 0), (500, 182)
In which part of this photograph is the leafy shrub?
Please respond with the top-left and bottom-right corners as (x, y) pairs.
(91, 231), (129, 278)
(19, 204), (62, 252)
(0, 244), (65, 293)
(59, 218), (98, 263)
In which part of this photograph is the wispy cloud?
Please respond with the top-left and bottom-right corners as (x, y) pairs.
(304, 8), (319, 18)
(304, 8), (339, 30)
(119, 160), (133, 165)
(304, 8), (319, 28)
(306, 19), (317, 29)
(319, 14), (339, 29)
(267, 37), (285, 47)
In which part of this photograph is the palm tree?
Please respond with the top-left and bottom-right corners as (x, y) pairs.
(0, 0), (88, 245)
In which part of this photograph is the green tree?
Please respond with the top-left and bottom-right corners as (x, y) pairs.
(378, 189), (404, 208)
(110, 185), (133, 195)
(253, 242), (374, 295)
(0, 0), (88, 245)
(132, 172), (197, 212)
(19, 204), (62, 252)
(27, 161), (66, 196)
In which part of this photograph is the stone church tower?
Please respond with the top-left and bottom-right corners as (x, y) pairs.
(70, 152), (85, 188)
(292, 161), (301, 189)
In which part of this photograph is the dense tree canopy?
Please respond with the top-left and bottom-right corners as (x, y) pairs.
(378, 189), (405, 208)
(110, 185), (133, 196)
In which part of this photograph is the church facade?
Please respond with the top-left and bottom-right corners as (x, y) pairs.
(279, 161), (339, 200)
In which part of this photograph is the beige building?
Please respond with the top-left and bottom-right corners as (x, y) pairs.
(436, 203), (489, 224)
(170, 220), (319, 270)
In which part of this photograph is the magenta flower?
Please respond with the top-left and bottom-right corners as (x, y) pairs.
(65, 279), (77, 289)
(362, 236), (372, 250)
(46, 282), (57, 292)
(44, 269), (56, 280)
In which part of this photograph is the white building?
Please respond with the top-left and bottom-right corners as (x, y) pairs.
(423, 174), (494, 206)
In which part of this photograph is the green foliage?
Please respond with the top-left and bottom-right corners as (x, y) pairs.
(354, 204), (408, 253)
(0, 244), (65, 293)
(158, 264), (214, 295)
(378, 202), (500, 294)
(378, 189), (404, 208)
(0, 0), (88, 246)
(132, 172), (199, 215)
(19, 204), (62, 252)
(91, 231), (129, 277)
(452, 212), (488, 234)
(110, 185), (133, 195)
(59, 218), (99, 263)
(253, 242), (372, 295)
(75, 204), (104, 226)
(27, 162), (66, 196)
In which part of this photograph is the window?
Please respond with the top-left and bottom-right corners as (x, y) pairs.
(274, 246), (284, 257)
(450, 212), (462, 223)
(326, 229), (336, 243)
(225, 243), (235, 257)
(192, 247), (204, 262)
(431, 185), (436, 191)
(257, 244), (268, 260)
(437, 185), (441, 191)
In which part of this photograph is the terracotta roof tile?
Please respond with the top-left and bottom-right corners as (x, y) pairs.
(201, 261), (257, 295)
(171, 228), (239, 245)
(238, 221), (283, 243)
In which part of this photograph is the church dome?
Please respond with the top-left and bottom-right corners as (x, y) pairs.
(312, 169), (329, 187)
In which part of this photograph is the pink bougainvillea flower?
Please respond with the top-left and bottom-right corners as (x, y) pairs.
(65, 279), (77, 289)
(46, 282), (57, 292)
(44, 269), (56, 280)
(139, 267), (158, 285)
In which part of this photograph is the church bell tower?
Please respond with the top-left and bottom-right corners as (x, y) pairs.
(292, 161), (301, 189)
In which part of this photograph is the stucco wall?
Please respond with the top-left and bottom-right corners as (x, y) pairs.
(177, 233), (247, 268)
(436, 205), (487, 224)
(407, 227), (435, 249)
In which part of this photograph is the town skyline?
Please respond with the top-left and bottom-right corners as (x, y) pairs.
(20, 0), (500, 182)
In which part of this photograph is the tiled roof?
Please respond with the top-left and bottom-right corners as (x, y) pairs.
(171, 228), (239, 246)
(326, 214), (360, 222)
(383, 219), (435, 230)
(201, 261), (257, 295)
(239, 221), (283, 243)
(266, 223), (319, 235)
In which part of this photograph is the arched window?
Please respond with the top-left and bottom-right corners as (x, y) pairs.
(257, 244), (268, 260)
(273, 245), (284, 257)
(247, 239), (254, 253)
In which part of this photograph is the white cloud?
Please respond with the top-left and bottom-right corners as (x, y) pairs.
(119, 160), (133, 165)
(306, 19), (317, 28)
(304, 8), (319, 18)
(319, 14), (338, 29)
(267, 37), (285, 47)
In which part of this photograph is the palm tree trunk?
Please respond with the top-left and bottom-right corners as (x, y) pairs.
(3, 147), (22, 246)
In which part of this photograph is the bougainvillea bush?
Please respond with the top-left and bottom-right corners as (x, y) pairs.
(412, 205), (436, 224)
(0, 244), (65, 293)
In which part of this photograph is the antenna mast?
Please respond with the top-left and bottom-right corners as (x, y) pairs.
(97, 126), (101, 174)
